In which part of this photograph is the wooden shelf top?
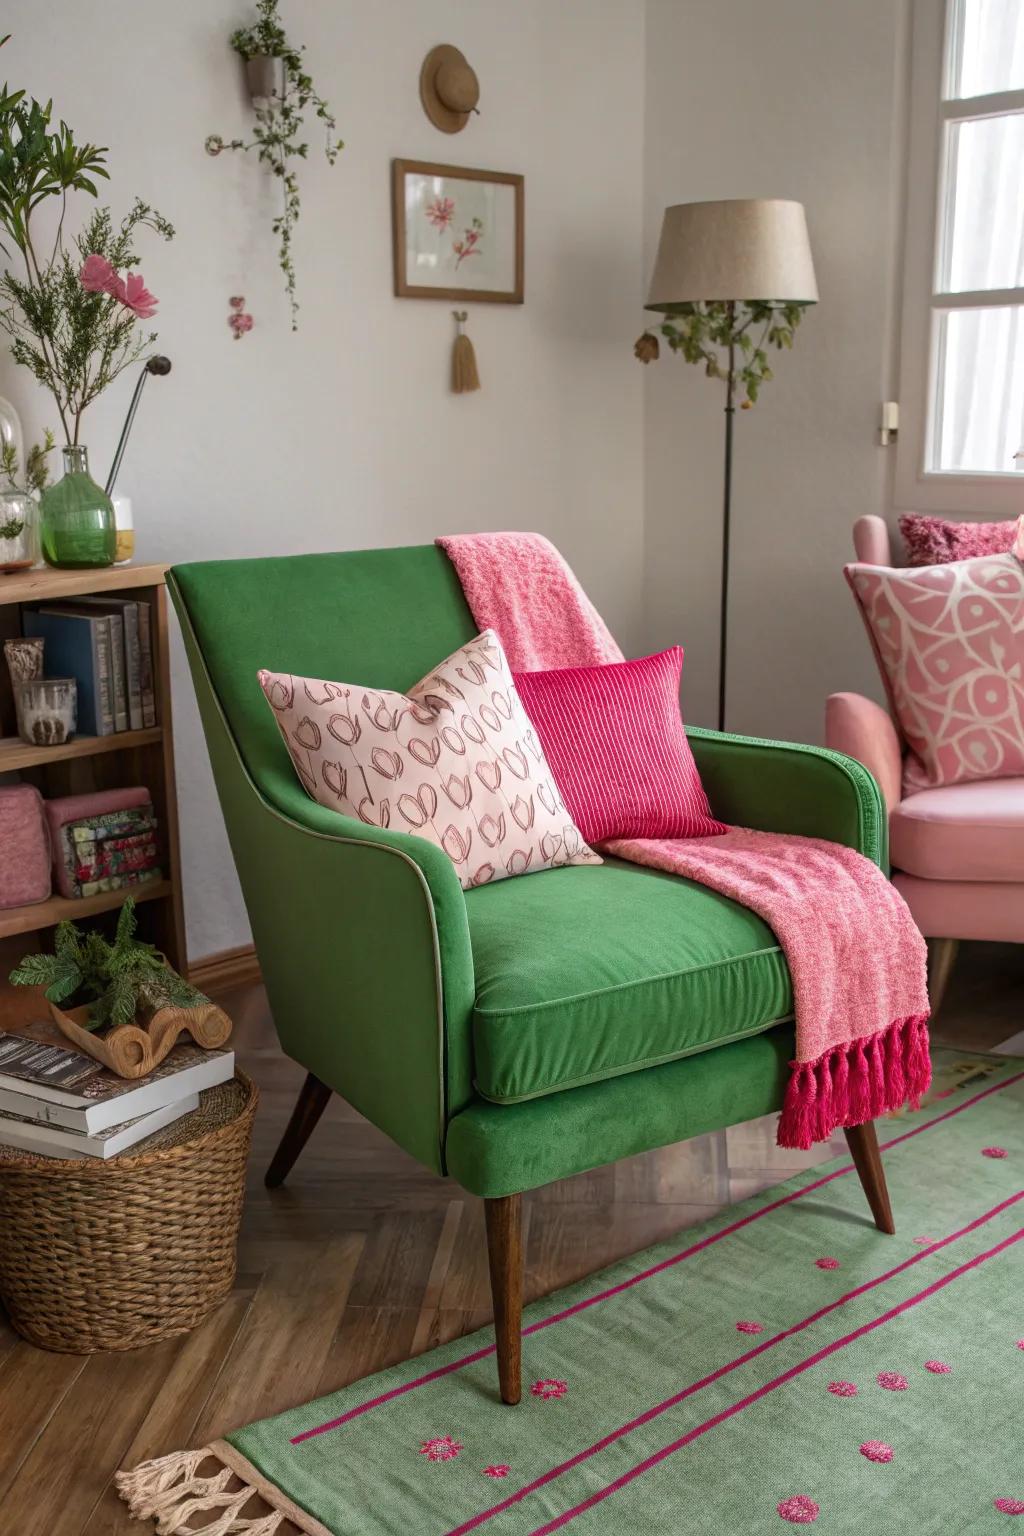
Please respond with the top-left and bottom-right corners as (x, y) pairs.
(0, 879), (172, 940)
(0, 726), (163, 774)
(0, 563), (168, 608)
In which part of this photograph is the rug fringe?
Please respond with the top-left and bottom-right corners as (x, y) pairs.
(115, 1446), (284, 1534)
(777, 1014), (932, 1151)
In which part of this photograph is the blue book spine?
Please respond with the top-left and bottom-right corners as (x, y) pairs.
(21, 611), (113, 736)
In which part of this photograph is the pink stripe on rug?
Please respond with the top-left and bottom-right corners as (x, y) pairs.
(446, 1192), (1023, 1535)
(528, 1222), (1024, 1535)
(289, 1068), (1024, 1445)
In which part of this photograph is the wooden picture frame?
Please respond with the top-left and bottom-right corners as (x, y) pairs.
(392, 159), (524, 304)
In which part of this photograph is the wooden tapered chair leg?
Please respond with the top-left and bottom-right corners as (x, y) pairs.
(844, 1120), (895, 1234)
(927, 937), (959, 1019)
(485, 1194), (523, 1405)
(265, 1071), (333, 1188)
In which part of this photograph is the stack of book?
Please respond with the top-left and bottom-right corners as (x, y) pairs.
(0, 1028), (234, 1160)
(22, 595), (157, 737)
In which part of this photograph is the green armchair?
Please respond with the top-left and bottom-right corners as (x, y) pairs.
(170, 545), (894, 1405)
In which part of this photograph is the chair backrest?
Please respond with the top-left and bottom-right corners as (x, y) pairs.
(170, 546), (477, 810)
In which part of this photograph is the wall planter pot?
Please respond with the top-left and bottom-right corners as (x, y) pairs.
(246, 53), (284, 101)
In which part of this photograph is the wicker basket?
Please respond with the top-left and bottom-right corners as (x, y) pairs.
(0, 1073), (257, 1353)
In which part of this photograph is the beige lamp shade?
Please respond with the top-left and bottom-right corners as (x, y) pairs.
(645, 199), (818, 312)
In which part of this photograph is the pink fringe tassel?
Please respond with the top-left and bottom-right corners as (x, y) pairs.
(777, 1015), (931, 1151)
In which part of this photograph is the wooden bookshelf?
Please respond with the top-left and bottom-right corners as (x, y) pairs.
(0, 563), (185, 997)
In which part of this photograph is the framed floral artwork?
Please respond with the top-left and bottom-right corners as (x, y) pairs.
(392, 159), (524, 303)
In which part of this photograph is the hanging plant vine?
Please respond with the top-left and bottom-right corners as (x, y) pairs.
(206, 0), (343, 329)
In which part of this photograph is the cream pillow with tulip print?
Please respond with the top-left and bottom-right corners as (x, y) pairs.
(258, 631), (601, 889)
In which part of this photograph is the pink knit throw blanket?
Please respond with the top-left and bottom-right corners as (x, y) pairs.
(438, 531), (931, 1149)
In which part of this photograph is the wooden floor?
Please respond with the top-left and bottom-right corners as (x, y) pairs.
(1, 940), (1020, 1534)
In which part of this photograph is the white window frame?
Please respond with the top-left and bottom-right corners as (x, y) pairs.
(895, 0), (1024, 516)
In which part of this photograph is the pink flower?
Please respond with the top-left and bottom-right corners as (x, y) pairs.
(1017, 1341), (1024, 1351)
(877, 1372), (908, 1391)
(860, 1441), (894, 1464)
(777, 1495), (820, 1524)
(815, 1257), (840, 1270)
(994, 1499), (1024, 1515)
(229, 311), (254, 339)
(420, 1436), (462, 1462)
(530, 1379), (568, 1400)
(827, 1381), (858, 1397)
(736, 1321), (764, 1335)
(79, 253), (119, 294)
(924, 1361), (951, 1374)
(425, 196), (455, 231)
(483, 1465), (510, 1479)
(982, 1146), (1008, 1159)
(121, 271), (158, 319)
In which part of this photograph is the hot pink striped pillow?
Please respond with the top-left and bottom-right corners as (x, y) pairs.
(513, 648), (726, 842)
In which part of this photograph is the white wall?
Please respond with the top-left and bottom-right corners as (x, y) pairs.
(1, 0), (646, 958)
(642, 0), (909, 739)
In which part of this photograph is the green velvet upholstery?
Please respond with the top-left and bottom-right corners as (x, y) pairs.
(170, 546), (886, 1199)
(446, 1025), (794, 1197)
(467, 859), (791, 1103)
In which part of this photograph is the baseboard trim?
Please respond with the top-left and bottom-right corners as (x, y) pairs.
(189, 943), (261, 995)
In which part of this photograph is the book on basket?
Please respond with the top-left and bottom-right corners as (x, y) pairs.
(0, 1031), (235, 1133)
(0, 1093), (201, 1159)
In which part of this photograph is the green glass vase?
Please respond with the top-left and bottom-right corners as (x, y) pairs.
(39, 445), (116, 569)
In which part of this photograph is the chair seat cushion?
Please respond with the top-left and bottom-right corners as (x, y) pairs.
(465, 857), (792, 1103)
(891, 778), (1024, 882)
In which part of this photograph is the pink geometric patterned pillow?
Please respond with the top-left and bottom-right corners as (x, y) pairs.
(258, 630), (601, 889)
(899, 512), (1017, 566)
(845, 553), (1024, 791)
(513, 648), (726, 841)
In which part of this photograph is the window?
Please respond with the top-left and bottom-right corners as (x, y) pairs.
(896, 0), (1024, 514)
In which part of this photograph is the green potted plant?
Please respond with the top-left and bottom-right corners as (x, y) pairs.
(206, 0), (343, 328)
(10, 899), (231, 1078)
(0, 34), (173, 568)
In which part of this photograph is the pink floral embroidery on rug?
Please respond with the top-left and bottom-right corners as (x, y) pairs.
(530, 1380), (568, 1400)
(815, 1257), (840, 1270)
(912, 1236), (933, 1247)
(924, 1360), (952, 1374)
(482, 1465), (510, 1479)
(828, 1381), (858, 1397)
(860, 1441), (894, 1464)
(777, 1494), (820, 1524)
(419, 1436), (462, 1462)
(736, 1321), (764, 1335)
(982, 1146), (1008, 1159)
(877, 1372), (909, 1391)
(1017, 1341), (1024, 1351)
(994, 1499), (1024, 1515)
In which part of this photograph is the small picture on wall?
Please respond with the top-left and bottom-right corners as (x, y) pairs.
(392, 159), (524, 303)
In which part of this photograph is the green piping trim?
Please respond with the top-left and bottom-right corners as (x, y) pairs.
(474, 1014), (795, 1105)
(166, 572), (453, 1167)
(473, 945), (785, 1019)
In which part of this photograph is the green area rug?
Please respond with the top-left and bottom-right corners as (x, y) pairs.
(118, 1050), (1024, 1535)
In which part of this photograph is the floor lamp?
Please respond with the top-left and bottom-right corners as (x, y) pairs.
(644, 200), (817, 731)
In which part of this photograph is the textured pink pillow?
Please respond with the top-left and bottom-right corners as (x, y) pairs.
(845, 554), (1024, 791)
(258, 630), (601, 889)
(513, 648), (726, 842)
(899, 513), (1017, 566)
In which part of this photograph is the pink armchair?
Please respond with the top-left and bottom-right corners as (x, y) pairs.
(826, 514), (1024, 1008)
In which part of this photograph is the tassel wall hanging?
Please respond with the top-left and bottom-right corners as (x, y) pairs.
(451, 311), (480, 394)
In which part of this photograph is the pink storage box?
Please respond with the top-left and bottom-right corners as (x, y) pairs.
(44, 786), (152, 898)
(0, 784), (51, 909)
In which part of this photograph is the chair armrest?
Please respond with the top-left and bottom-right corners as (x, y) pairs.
(687, 725), (888, 869)
(825, 692), (903, 814)
(170, 577), (476, 1176)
